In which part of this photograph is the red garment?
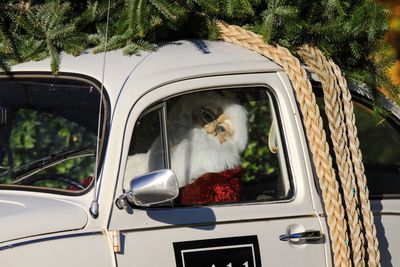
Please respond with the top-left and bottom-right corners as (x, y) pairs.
(67, 176), (93, 191)
(179, 167), (242, 206)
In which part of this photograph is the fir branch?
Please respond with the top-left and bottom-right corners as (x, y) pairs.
(134, 0), (146, 36)
(12, 34), (45, 62)
(62, 35), (90, 56)
(122, 0), (188, 38)
(238, 0), (255, 16)
(224, 0), (256, 18)
(261, 11), (274, 42)
(148, 0), (180, 22)
(91, 25), (129, 53)
(0, 22), (12, 54)
(259, 0), (299, 44)
(226, 0), (235, 17)
(186, 0), (220, 15)
(122, 39), (155, 55)
(0, 0), (397, 105)
(349, 42), (362, 60)
(74, 1), (112, 31)
(0, 54), (11, 73)
(126, 0), (150, 37)
(207, 18), (221, 40)
(346, 0), (389, 41)
(323, 0), (346, 18)
(12, 0), (87, 73)
(47, 38), (60, 75)
(372, 42), (399, 98)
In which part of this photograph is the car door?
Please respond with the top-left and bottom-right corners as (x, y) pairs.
(349, 91), (400, 267)
(314, 84), (400, 266)
(109, 73), (328, 267)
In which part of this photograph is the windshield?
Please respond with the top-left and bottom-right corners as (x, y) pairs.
(0, 77), (106, 194)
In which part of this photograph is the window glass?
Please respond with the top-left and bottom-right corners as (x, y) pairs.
(353, 101), (400, 196)
(124, 107), (165, 184)
(124, 88), (292, 206)
(315, 87), (400, 197)
(0, 78), (103, 193)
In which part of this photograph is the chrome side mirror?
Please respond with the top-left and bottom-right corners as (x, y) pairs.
(116, 169), (179, 209)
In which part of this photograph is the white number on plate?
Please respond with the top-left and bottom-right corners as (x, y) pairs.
(211, 262), (249, 267)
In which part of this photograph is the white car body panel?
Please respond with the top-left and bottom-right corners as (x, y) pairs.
(0, 233), (113, 267)
(0, 193), (87, 243)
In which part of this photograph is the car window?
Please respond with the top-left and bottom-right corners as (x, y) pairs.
(315, 86), (400, 197)
(352, 99), (400, 196)
(123, 88), (292, 206)
(124, 106), (166, 180)
(0, 78), (105, 193)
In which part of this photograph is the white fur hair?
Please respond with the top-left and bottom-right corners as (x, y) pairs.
(124, 91), (248, 189)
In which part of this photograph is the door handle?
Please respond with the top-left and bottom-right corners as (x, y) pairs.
(279, 230), (323, 241)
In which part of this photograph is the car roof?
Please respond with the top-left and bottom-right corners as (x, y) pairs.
(11, 40), (283, 105)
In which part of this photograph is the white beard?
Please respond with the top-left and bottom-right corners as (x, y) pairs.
(123, 92), (248, 190)
(170, 127), (245, 186)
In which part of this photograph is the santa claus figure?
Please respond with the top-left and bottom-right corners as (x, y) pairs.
(124, 91), (248, 205)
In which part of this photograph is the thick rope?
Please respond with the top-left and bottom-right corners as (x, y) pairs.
(217, 21), (351, 267)
(298, 45), (366, 266)
(330, 62), (381, 266)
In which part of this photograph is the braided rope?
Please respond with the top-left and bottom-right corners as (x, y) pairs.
(330, 63), (381, 267)
(298, 45), (366, 266)
(216, 21), (351, 267)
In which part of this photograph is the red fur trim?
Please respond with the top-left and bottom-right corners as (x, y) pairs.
(178, 168), (242, 206)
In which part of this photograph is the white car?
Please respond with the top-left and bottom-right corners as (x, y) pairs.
(0, 41), (398, 267)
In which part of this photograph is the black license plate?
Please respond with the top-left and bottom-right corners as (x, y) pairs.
(173, 235), (261, 267)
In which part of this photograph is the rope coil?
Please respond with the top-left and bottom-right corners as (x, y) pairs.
(331, 61), (380, 267)
(217, 22), (380, 266)
(298, 45), (366, 266)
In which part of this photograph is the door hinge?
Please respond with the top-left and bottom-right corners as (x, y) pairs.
(104, 229), (121, 253)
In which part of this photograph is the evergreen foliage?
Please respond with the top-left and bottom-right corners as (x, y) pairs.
(0, 0), (398, 102)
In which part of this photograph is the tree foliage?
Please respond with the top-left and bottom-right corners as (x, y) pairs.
(0, 0), (398, 102)
(8, 109), (95, 184)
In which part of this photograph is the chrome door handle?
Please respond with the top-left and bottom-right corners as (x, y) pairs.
(279, 230), (323, 241)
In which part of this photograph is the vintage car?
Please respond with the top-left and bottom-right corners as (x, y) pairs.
(0, 41), (399, 266)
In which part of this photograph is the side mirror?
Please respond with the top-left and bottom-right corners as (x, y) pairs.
(124, 169), (179, 207)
